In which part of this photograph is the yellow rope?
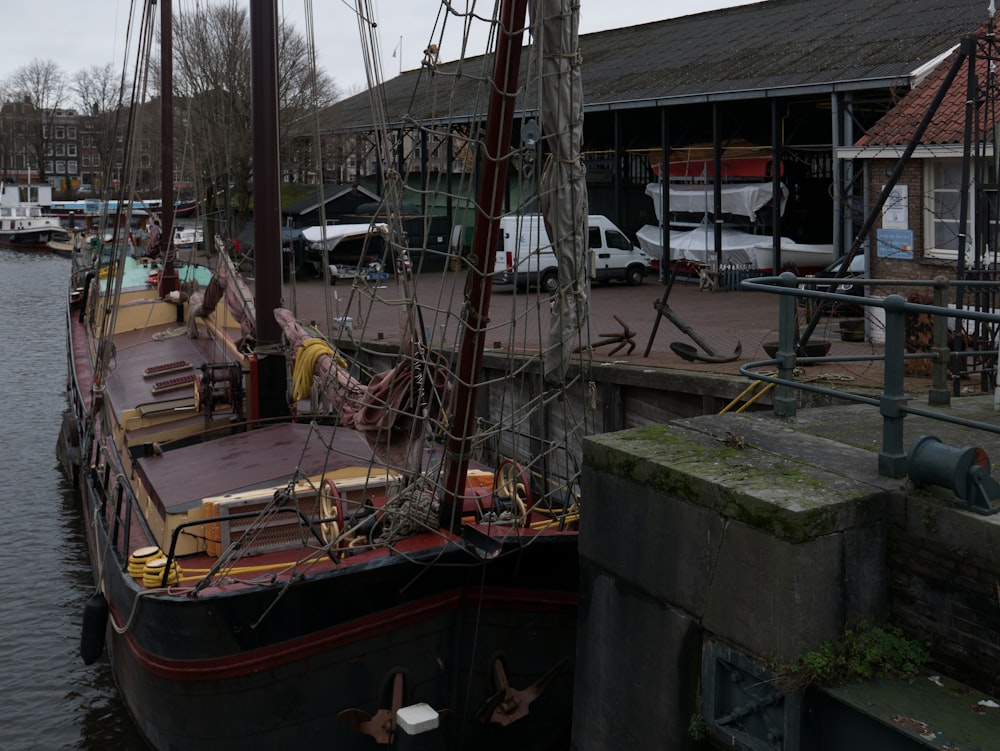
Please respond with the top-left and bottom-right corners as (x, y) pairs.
(292, 337), (335, 401)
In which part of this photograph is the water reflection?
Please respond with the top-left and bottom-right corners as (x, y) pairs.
(0, 248), (150, 750)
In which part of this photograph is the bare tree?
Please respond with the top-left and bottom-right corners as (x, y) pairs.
(5, 59), (68, 181)
(73, 63), (128, 195)
(170, 1), (339, 233)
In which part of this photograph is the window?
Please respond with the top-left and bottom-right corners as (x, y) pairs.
(55, 143), (65, 157)
(55, 160), (65, 174)
(82, 154), (90, 167)
(55, 126), (65, 139)
(924, 159), (968, 260)
(588, 227), (600, 248)
(67, 126), (76, 139)
(606, 230), (632, 250)
(67, 144), (76, 157)
(67, 161), (77, 174)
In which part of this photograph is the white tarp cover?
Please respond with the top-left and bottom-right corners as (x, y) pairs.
(645, 181), (787, 223)
(533, 0), (588, 385)
(750, 241), (835, 272)
(301, 222), (388, 249)
(637, 220), (792, 267)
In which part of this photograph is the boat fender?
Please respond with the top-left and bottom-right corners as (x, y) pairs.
(80, 591), (108, 665)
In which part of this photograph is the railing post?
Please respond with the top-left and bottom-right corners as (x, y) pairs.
(929, 276), (951, 406)
(774, 272), (798, 418)
(879, 294), (908, 477)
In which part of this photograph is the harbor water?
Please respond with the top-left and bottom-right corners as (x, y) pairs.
(0, 247), (150, 750)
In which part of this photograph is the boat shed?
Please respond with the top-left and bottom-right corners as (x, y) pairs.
(280, 183), (379, 228)
(320, 0), (987, 262)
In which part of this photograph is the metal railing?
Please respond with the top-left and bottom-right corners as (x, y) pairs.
(740, 272), (1000, 479)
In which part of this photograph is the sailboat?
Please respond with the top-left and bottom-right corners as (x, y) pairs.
(59, 1), (586, 749)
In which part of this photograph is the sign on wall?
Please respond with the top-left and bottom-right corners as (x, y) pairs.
(882, 184), (909, 230)
(877, 228), (914, 259)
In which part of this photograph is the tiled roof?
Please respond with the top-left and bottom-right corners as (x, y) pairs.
(326, 0), (988, 130)
(856, 22), (997, 146)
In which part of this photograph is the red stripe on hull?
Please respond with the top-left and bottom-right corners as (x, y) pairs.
(116, 586), (577, 682)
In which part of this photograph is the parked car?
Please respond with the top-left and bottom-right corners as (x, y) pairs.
(798, 254), (865, 316)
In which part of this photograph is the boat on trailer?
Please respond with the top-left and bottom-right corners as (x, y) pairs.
(60, 1), (584, 749)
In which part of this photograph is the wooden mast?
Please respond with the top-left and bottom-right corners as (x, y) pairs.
(157, 0), (178, 296)
(249, 0), (288, 420)
(438, 0), (529, 530)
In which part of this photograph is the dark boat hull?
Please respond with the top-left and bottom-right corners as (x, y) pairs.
(72, 434), (577, 750)
(0, 228), (61, 247)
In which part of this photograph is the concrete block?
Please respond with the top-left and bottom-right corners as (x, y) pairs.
(701, 519), (843, 662)
(572, 566), (699, 751)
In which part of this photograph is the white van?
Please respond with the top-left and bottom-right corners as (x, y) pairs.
(493, 214), (651, 291)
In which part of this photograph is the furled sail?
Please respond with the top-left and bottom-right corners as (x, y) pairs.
(534, 0), (588, 384)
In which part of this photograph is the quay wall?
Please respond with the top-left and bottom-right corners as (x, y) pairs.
(341, 342), (1000, 746)
(573, 405), (1000, 750)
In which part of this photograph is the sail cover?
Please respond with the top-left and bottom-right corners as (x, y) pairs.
(533, 0), (588, 384)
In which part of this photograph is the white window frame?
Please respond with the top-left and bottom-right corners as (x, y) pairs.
(924, 157), (972, 261)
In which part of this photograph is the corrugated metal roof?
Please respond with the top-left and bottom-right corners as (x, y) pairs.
(326, 0), (987, 131)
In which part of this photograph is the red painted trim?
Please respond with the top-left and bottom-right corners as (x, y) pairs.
(119, 587), (576, 682)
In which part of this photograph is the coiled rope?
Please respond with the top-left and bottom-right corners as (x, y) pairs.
(292, 337), (340, 402)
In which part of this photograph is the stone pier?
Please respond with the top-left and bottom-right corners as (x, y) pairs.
(573, 401), (1000, 750)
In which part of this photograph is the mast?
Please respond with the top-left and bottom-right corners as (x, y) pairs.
(249, 0), (288, 419)
(439, 0), (529, 530)
(157, 0), (178, 296)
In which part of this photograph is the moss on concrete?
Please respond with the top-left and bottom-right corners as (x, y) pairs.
(585, 424), (884, 542)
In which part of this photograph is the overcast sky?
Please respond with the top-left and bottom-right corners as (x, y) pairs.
(0, 1), (760, 98)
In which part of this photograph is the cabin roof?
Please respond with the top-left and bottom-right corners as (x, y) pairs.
(326, 0), (988, 130)
(281, 183), (380, 218)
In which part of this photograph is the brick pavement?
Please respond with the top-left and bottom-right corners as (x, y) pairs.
(274, 270), (896, 392)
